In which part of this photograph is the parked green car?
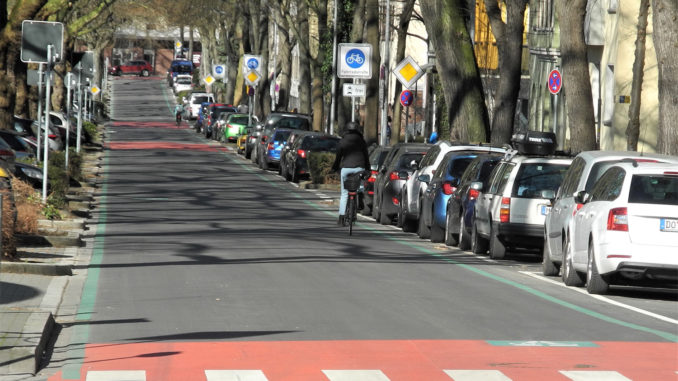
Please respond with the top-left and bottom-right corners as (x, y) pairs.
(223, 113), (254, 142)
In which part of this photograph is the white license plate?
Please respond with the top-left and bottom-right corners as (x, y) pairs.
(660, 218), (678, 232)
(540, 205), (551, 215)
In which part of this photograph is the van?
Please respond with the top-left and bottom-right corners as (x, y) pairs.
(188, 93), (214, 119)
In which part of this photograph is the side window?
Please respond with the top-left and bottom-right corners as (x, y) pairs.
(460, 160), (480, 185)
(488, 163), (513, 194)
(589, 167), (626, 202)
(558, 157), (585, 198)
(421, 146), (439, 168)
(496, 163), (516, 195)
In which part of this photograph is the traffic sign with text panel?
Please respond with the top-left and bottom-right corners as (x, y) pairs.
(338, 43), (372, 79)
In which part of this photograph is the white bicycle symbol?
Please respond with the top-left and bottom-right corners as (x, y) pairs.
(346, 53), (364, 65)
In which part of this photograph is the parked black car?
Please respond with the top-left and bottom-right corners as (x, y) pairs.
(279, 130), (312, 177)
(282, 133), (340, 182)
(362, 146), (392, 215)
(372, 143), (431, 225)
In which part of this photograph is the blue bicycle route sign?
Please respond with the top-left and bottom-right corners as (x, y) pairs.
(247, 58), (259, 70)
(338, 43), (372, 79)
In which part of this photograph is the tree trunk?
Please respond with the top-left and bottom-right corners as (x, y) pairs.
(484, 0), (527, 145)
(271, 2), (292, 111)
(652, 0), (678, 155)
(309, 2), (328, 132)
(296, 0), (312, 114)
(556, 0), (596, 153)
(419, 0), (489, 143)
(338, 0), (367, 133)
(626, 0), (650, 151)
(362, 0), (380, 143)
(390, 0), (416, 145)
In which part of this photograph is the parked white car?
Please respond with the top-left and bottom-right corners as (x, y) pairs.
(563, 162), (678, 294)
(188, 92), (215, 119)
(172, 74), (193, 94)
(543, 150), (678, 276)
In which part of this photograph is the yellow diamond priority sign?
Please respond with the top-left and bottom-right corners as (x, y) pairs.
(244, 70), (262, 87)
(394, 56), (424, 89)
(203, 75), (216, 85)
(90, 85), (101, 95)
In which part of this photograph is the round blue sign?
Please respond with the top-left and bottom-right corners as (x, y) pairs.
(345, 49), (366, 69)
(400, 90), (414, 107)
(247, 58), (259, 70)
(215, 66), (224, 74)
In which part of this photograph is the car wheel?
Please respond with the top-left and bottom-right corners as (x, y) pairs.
(586, 243), (609, 294)
(542, 237), (560, 276)
(379, 197), (391, 225)
(372, 197), (381, 220)
(562, 237), (585, 286)
(471, 221), (488, 254)
(444, 211), (459, 246)
(245, 147), (251, 159)
(417, 204), (431, 239)
(396, 193), (405, 228)
(430, 221), (444, 243)
(291, 166), (299, 183)
(141, 69), (150, 77)
(488, 222), (505, 259)
(458, 215), (471, 250)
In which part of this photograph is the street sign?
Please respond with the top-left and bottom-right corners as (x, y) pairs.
(244, 70), (262, 87)
(21, 20), (64, 63)
(213, 64), (226, 79)
(400, 89), (414, 107)
(203, 75), (216, 85)
(343, 83), (366, 97)
(73, 51), (95, 78)
(242, 54), (262, 74)
(393, 56), (424, 89)
(548, 69), (562, 95)
(338, 43), (372, 79)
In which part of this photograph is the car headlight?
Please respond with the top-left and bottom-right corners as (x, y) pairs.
(20, 166), (43, 179)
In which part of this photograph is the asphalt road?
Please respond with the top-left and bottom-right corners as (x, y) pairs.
(37, 76), (678, 381)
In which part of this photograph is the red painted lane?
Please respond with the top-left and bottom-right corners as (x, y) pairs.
(106, 141), (228, 153)
(47, 340), (678, 380)
(111, 121), (190, 129)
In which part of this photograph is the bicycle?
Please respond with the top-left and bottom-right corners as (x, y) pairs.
(343, 171), (368, 236)
(175, 112), (182, 126)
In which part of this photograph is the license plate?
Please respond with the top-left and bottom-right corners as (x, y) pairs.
(540, 205), (551, 215)
(660, 218), (678, 232)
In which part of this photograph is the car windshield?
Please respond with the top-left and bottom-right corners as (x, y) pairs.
(193, 96), (211, 104)
(512, 163), (570, 198)
(275, 117), (309, 130)
(273, 131), (291, 142)
(447, 157), (475, 177)
(628, 175), (678, 205)
(176, 78), (191, 84)
(303, 137), (339, 151)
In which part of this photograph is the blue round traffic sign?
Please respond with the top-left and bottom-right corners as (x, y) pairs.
(400, 90), (414, 107)
(548, 69), (562, 94)
(247, 58), (259, 70)
(215, 65), (224, 74)
(345, 49), (366, 69)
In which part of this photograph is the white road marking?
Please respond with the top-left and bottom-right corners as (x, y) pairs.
(560, 370), (631, 380)
(322, 370), (390, 381)
(85, 371), (146, 381)
(520, 271), (678, 325)
(444, 370), (512, 380)
(205, 370), (268, 381)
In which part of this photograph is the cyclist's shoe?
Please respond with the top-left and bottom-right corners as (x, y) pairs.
(337, 215), (346, 226)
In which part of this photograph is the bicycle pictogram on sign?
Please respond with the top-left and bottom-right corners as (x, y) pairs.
(346, 49), (365, 68)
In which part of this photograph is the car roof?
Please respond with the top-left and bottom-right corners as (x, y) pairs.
(575, 150), (678, 163)
(609, 161), (678, 173)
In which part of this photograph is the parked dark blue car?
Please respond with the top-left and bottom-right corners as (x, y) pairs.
(260, 128), (292, 170)
(444, 153), (504, 249)
(418, 151), (479, 242)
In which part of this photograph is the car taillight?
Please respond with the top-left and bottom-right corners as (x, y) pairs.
(607, 207), (628, 231)
(500, 197), (510, 223)
(572, 203), (584, 216)
(297, 149), (307, 159)
(469, 188), (480, 200)
(267, 142), (275, 150)
(368, 170), (377, 183)
(48, 134), (57, 139)
(260, 136), (268, 144)
(442, 182), (456, 195)
(389, 171), (399, 181)
(0, 149), (13, 156)
(392, 197), (399, 206)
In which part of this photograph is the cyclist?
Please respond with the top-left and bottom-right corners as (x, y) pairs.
(331, 121), (370, 226)
(174, 103), (185, 125)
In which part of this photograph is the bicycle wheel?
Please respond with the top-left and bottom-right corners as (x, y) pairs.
(347, 196), (355, 236)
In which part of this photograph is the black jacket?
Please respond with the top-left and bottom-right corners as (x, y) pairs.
(331, 130), (370, 172)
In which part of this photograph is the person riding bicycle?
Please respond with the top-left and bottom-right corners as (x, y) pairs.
(174, 103), (185, 124)
(331, 121), (370, 226)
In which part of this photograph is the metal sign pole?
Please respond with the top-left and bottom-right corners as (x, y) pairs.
(42, 45), (53, 203)
(405, 105), (410, 143)
(380, 0), (391, 146)
(76, 71), (82, 153)
(37, 64), (43, 161)
(65, 73), (71, 170)
(329, 0), (338, 135)
(351, 78), (356, 123)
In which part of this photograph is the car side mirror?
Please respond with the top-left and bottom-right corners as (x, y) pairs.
(470, 181), (483, 192)
(541, 189), (556, 202)
(573, 190), (588, 204)
(418, 174), (431, 183)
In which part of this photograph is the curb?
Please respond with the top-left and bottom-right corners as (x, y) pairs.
(16, 232), (83, 248)
(0, 262), (73, 276)
(2, 311), (55, 375)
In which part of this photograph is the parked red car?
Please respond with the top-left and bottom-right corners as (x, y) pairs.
(108, 60), (153, 77)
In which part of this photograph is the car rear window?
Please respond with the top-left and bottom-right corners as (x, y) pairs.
(230, 116), (249, 125)
(0, 133), (26, 151)
(396, 153), (425, 170)
(628, 175), (678, 205)
(275, 117), (310, 130)
(303, 137), (339, 151)
(273, 131), (291, 142)
(447, 157), (475, 177)
(512, 163), (569, 198)
(192, 96), (211, 104)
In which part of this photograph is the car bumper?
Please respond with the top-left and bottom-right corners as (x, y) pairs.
(497, 222), (544, 248)
(595, 236), (678, 277)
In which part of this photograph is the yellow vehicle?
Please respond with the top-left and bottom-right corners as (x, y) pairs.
(236, 127), (251, 155)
